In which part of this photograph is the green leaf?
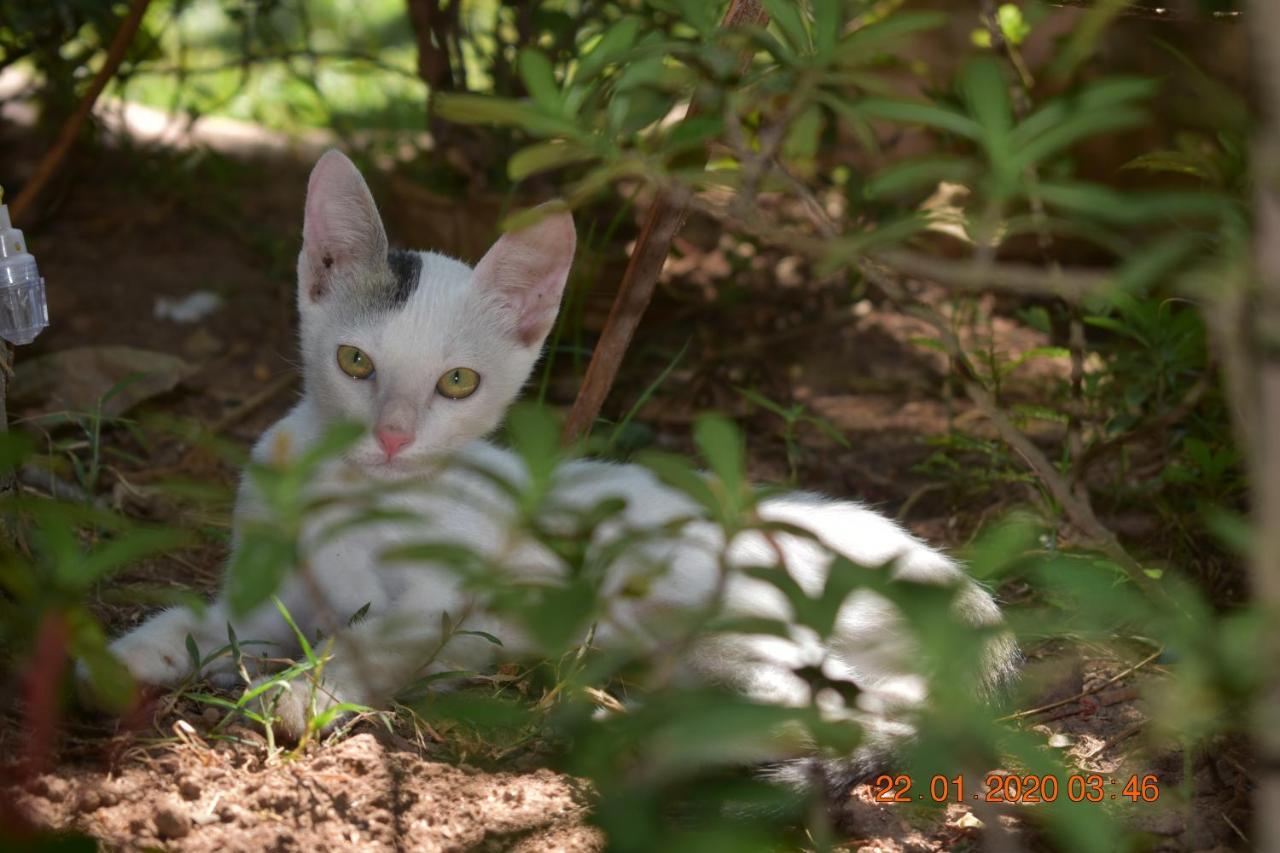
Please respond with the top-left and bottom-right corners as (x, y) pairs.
(273, 596), (315, 665)
(845, 99), (981, 140)
(421, 692), (533, 729)
(506, 403), (562, 503)
(735, 387), (792, 419)
(812, 0), (839, 61)
(959, 58), (1014, 183)
(294, 420), (366, 477)
(1037, 182), (1229, 226)
(433, 94), (579, 138)
(227, 530), (295, 617)
(509, 141), (597, 181)
(185, 633), (201, 671)
(1121, 150), (1214, 181)
(79, 645), (136, 713)
(380, 540), (487, 576)
(397, 670), (475, 702)
(782, 104), (824, 167)
(960, 516), (1041, 581)
(664, 115), (725, 155)
(759, 0), (812, 54)
(0, 430), (34, 470)
(518, 49), (561, 115)
(1009, 77), (1154, 150)
(577, 17), (640, 81)
(455, 629), (504, 646)
(864, 157), (977, 199)
(347, 602), (371, 627)
(693, 415), (745, 500)
(311, 702), (373, 732)
(520, 580), (597, 652)
(69, 609), (135, 713)
(706, 616), (795, 639)
(73, 526), (191, 590)
(836, 12), (947, 66)
(1008, 107), (1146, 174)
(638, 451), (718, 516)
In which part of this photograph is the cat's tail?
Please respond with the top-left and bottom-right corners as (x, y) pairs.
(764, 621), (1024, 806)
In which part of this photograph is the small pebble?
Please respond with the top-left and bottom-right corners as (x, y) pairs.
(41, 777), (69, 803)
(1048, 733), (1073, 748)
(179, 778), (202, 800)
(76, 790), (102, 813)
(155, 803), (191, 839)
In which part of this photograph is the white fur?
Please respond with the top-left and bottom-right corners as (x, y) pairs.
(101, 152), (1015, 749)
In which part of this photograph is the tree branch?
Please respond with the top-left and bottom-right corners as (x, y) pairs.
(561, 0), (770, 444)
(1244, 2), (1280, 848)
(11, 0), (154, 221)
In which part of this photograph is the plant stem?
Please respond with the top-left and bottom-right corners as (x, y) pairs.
(561, 0), (770, 444)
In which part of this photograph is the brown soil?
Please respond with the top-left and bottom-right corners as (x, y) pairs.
(0, 134), (1251, 851)
(6, 731), (601, 852)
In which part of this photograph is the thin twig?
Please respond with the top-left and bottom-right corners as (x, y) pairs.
(999, 647), (1163, 722)
(207, 372), (298, 436)
(1047, 1), (1241, 21)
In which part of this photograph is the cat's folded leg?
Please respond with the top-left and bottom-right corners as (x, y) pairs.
(89, 598), (297, 697)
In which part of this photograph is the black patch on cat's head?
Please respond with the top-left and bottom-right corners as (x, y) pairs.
(386, 249), (423, 308)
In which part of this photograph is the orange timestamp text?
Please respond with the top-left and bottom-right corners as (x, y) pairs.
(872, 773), (1161, 805)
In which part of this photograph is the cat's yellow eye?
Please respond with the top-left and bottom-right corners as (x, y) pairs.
(336, 345), (375, 379)
(436, 367), (480, 399)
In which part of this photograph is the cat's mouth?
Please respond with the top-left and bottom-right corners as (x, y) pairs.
(349, 452), (425, 477)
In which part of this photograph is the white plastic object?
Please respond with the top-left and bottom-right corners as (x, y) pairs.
(0, 201), (49, 345)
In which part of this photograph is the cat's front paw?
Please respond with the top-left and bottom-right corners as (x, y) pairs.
(100, 607), (209, 688)
(107, 632), (194, 687)
(250, 676), (356, 741)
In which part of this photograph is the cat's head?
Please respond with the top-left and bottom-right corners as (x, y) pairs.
(295, 150), (574, 474)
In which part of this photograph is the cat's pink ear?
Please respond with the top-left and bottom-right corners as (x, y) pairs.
(472, 206), (575, 348)
(299, 150), (389, 303)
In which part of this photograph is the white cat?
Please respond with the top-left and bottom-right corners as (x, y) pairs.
(100, 150), (1018, 795)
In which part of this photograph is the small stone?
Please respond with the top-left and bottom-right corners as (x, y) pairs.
(98, 788), (120, 808)
(179, 777), (202, 800)
(201, 707), (221, 726)
(155, 803), (191, 839)
(1143, 812), (1185, 836)
(76, 790), (102, 813)
(1048, 733), (1073, 748)
(182, 327), (225, 360)
(34, 777), (69, 802)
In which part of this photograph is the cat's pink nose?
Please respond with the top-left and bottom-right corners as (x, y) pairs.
(375, 427), (413, 459)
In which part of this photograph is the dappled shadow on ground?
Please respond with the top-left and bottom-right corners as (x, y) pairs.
(3, 730), (600, 851)
(0, 140), (1251, 851)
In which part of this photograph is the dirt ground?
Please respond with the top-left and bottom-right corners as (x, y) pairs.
(0, 128), (1253, 851)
